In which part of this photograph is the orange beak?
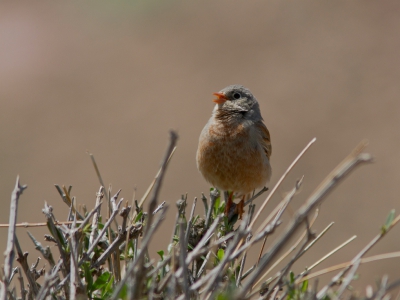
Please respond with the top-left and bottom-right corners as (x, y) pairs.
(213, 92), (227, 104)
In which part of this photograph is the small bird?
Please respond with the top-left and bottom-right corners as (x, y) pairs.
(197, 85), (272, 219)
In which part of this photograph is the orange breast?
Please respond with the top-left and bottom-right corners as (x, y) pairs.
(197, 122), (270, 195)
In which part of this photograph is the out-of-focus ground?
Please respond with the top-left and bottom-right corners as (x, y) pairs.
(1, 0), (399, 293)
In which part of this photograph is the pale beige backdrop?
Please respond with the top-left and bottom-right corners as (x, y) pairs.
(0, 0), (399, 293)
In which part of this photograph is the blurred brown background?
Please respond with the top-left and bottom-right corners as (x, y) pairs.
(1, 0), (399, 293)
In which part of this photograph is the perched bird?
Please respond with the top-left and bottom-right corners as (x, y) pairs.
(197, 85), (272, 219)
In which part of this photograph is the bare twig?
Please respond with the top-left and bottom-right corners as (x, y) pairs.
(296, 234), (357, 282)
(318, 213), (400, 299)
(298, 251), (400, 284)
(263, 218), (315, 299)
(185, 215), (223, 265)
(250, 138), (316, 229)
(244, 187), (269, 207)
(178, 222), (190, 299)
(36, 260), (63, 300)
(92, 223), (143, 269)
(237, 232), (253, 287)
(132, 131), (178, 298)
(2, 176), (27, 300)
(201, 193), (208, 217)
(135, 144), (177, 216)
(110, 207), (168, 299)
(83, 190), (122, 261)
(257, 177), (303, 265)
(17, 268), (26, 300)
(14, 236), (39, 296)
(89, 186), (104, 249)
(88, 152), (110, 205)
(27, 231), (56, 268)
(153, 201), (166, 215)
(0, 220), (86, 228)
(236, 141), (373, 299)
(335, 258), (361, 299)
(197, 215), (249, 297)
(236, 204), (256, 287)
(42, 202), (69, 278)
(205, 188), (219, 228)
(252, 209), (319, 290)
(54, 184), (84, 220)
(185, 197), (197, 245)
(56, 192), (121, 291)
(372, 278), (400, 300)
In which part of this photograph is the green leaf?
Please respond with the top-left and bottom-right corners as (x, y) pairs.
(301, 279), (308, 293)
(385, 209), (396, 228)
(118, 284), (127, 298)
(157, 250), (164, 260)
(217, 248), (224, 261)
(289, 271), (295, 283)
(82, 262), (93, 293)
(383, 209), (396, 233)
(192, 215), (199, 225)
(92, 271), (111, 291)
(83, 223), (92, 233)
(102, 275), (114, 297)
(135, 211), (143, 223)
(214, 197), (221, 216)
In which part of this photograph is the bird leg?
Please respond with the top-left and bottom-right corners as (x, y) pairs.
(235, 195), (245, 220)
(224, 191), (234, 216)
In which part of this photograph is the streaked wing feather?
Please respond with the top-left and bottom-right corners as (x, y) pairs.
(255, 120), (272, 159)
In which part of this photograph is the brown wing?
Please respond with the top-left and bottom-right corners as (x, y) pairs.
(255, 120), (272, 159)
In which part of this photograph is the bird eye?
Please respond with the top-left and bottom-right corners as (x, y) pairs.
(233, 92), (241, 100)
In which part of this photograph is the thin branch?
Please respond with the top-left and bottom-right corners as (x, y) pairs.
(152, 201), (166, 215)
(3, 176), (27, 300)
(132, 131), (178, 298)
(318, 213), (400, 299)
(14, 236), (39, 296)
(54, 184), (84, 220)
(92, 223), (143, 269)
(236, 141), (373, 299)
(257, 177), (303, 265)
(205, 189), (219, 229)
(0, 221), (84, 228)
(244, 187), (269, 207)
(236, 204), (256, 287)
(27, 231), (56, 268)
(185, 197), (197, 245)
(263, 218), (315, 299)
(250, 138), (316, 229)
(89, 186), (104, 249)
(110, 207), (168, 299)
(134, 144), (177, 216)
(178, 222), (190, 299)
(83, 191), (122, 261)
(36, 260), (63, 300)
(185, 215), (223, 265)
(252, 209), (319, 292)
(201, 193), (208, 218)
(335, 258), (361, 298)
(88, 152), (110, 205)
(298, 251), (400, 284)
(196, 215), (249, 296)
(42, 202), (69, 277)
(296, 234), (357, 282)
(17, 268), (26, 300)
